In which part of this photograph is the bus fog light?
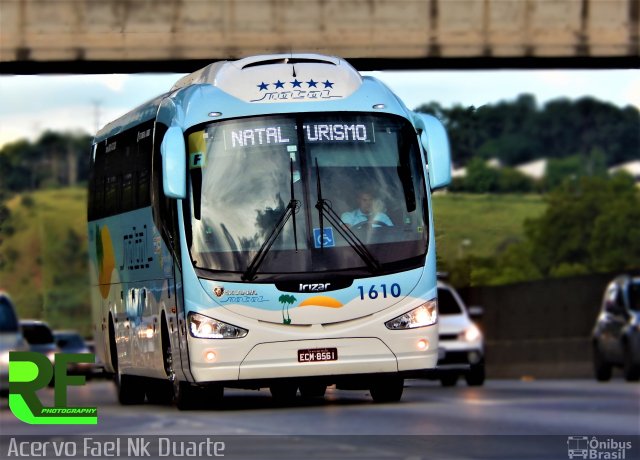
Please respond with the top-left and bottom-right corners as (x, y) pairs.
(204, 350), (217, 362)
(385, 299), (438, 330)
(188, 312), (248, 339)
(417, 339), (429, 350)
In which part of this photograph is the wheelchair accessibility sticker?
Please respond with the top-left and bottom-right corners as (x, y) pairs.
(313, 227), (335, 248)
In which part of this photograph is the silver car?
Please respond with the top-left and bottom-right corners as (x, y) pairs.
(592, 275), (640, 382)
(436, 281), (485, 386)
(0, 292), (28, 395)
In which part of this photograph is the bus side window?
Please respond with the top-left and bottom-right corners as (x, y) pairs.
(104, 175), (120, 216)
(121, 172), (135, 212)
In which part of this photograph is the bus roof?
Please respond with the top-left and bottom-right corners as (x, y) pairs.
(169, 53), (362, 104)
(95, 53), (408, 143)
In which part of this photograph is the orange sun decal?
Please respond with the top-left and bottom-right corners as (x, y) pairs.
(298, 296), (343, 308)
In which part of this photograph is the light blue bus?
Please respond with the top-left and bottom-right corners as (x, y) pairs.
(88, 54), (451, 409)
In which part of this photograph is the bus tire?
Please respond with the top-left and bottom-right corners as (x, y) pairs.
(145, 379), (173, 405)
(370, 376), (404, 403)
(174, 381), (201, 410)
(299, 383), (327, 400)
(204, 385), (224, 408)
(270, 382), (298, 404)
(116, 373), (146, 405)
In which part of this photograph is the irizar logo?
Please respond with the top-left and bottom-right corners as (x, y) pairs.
(299, 283), (331, 292)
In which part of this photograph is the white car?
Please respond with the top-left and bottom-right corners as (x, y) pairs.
(436, 281), (485, 386)
(0, 292), (29, 395)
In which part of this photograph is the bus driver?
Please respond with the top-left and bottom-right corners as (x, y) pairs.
(341, 189), (393, 229)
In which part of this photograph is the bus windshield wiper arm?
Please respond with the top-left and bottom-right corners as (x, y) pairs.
(314, 159), (381, 274)
(242, 159), (300, 281)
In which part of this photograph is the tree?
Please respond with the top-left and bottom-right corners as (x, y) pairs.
(525, 173), (640, 277)
(463, 158), (500, 193)
(416, 94), (639, 170)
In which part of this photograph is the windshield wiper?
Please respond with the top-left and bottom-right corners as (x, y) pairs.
(314, 159), (381, 273)
(242, 159), (300, 281)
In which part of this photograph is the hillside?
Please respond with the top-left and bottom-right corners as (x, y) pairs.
(432, 192), (546, 264)
(0, 187), (91, 336)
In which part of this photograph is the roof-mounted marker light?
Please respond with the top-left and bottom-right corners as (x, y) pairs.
(208, 112), (222, 117)
(372, 104), (386, 110)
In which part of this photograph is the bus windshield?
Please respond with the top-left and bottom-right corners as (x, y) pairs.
(186, 112), (428, 280)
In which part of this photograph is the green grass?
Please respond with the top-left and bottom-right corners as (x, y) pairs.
(432, 192), (546, 265)
(0, 187), (90, 336)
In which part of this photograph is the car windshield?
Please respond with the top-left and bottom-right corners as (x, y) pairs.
(55, 333), (86, 349)
(438, 288), (463, 315)
(185, 112), (428, 281)
(0, 297), (19, 332)
(22, 324), (54, 345)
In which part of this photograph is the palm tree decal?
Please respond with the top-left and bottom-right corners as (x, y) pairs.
(278, 294), (296, 325)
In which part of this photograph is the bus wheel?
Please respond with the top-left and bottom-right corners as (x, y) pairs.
(270, 382), (298, 404)
(116, 373), (146, 405)
(299, 383), (326, 400)
(145, 379), (173, 405)
(370, 376), (404, 403)
(174, 380), (202, 410)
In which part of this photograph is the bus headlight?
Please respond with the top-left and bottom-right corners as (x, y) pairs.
(385, 299), (438, 330)
(188, 312), (248, 339)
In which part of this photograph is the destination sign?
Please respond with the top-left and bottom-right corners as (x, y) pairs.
(303, 123), (373, 143)
(223, 122), (374, 150)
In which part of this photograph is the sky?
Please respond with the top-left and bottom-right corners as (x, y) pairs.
(0, 68), (638, 148)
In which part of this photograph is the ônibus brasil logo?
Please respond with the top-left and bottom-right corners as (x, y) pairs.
(9, 351), (97, 425)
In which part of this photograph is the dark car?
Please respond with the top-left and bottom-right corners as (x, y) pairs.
(20, 320), (59, 366)
(1, 292), (29, 394)
(54, 330), (95, 376)
(592, 275), (640, 382)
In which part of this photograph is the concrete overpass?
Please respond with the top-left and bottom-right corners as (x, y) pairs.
(1, 0), (638, 73)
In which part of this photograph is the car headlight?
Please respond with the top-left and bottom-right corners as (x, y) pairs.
(188, 312), (248, 339)
(459, 324), (482, 342)
(0, 350), (9, 366)
(46, 351), (56, 364)
(385, 299), (438, 330)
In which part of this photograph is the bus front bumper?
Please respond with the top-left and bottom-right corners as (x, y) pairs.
(188, 336), (439, 383)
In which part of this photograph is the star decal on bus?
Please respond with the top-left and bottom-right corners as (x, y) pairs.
(257, 82), (269, 91)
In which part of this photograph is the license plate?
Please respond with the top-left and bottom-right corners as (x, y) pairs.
(298, 347), (338, 363)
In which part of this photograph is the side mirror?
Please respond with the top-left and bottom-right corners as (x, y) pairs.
(415, 113), (451, 190)
(468, 306), (484, 319)
(160, 126), (187, 199)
